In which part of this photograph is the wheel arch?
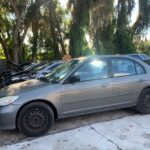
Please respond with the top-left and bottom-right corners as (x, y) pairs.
(16, 99), (58, 129)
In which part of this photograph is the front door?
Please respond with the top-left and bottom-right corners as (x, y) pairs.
(61, 58), (112, 116)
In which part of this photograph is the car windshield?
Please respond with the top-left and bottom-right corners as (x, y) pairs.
(44, 59), (83, 83)
(33, 62), (53, 72)
(24, 63), (39, 71)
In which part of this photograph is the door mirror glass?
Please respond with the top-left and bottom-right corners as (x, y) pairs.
(69, 75), (80, 83)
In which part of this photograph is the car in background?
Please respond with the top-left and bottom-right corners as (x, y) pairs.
(0, 61), (51, 87)
(0, 62), (41, 87)
(128, 54), (150, 65)
(1, 55), (150, 137)
(36, 61), (64, 79)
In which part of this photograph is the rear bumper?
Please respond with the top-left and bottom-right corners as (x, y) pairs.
(0, 104), (20, 130)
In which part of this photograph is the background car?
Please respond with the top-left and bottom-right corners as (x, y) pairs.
(128, 54), (150, 65)
(0, 61), (62, 88)
(36, 61), (64, 79)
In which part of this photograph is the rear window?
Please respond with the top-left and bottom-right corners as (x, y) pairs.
(135, 63), (146, 75)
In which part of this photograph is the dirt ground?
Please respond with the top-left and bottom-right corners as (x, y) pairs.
(0, 109), (135, 147)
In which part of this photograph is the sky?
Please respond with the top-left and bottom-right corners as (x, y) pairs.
(59, 0), (68, 8)
(59, 0), (150, 40)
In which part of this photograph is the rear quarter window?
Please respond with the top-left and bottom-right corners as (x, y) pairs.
(135, 63), (146, 75)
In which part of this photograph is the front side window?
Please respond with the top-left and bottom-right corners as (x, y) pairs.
(73, 59), (109, 82)
(112, 58), (136, 77)
(46, 59), (83, 83)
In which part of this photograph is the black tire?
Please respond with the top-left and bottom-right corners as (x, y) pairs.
(136, 88), (150, 114)
(17, 102), (54, 137)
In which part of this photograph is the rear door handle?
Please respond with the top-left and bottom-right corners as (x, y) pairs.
(101, 84), (110, 88)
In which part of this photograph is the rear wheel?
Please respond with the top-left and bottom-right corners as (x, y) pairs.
(17, 102), (54, 137)
(136, 89), (150, 114)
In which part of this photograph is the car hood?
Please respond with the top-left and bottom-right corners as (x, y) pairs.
(0, 79), (48, 96)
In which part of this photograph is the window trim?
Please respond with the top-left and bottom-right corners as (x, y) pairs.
(110, 57), (146, 78)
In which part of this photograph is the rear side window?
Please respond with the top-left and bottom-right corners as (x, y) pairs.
(112, 58), (136, 77)
(135, 63), (146, 75)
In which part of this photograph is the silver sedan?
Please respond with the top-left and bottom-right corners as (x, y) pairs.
(0, 55), (150, 137)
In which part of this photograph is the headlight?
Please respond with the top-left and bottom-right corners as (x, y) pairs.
(0, 96), (19, 106)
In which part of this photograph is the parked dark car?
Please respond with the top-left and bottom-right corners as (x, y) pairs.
(0, 61), (48, 88)
(36, 61), (64, 79)
(128, 54), (150, 65)
(1, 55), (150, 137)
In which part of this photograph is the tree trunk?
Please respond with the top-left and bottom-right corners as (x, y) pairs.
(19, 26), (29, 63)
(31, 23), (39, 62)
(10, 0), (22, 64)
(54, 15), (66, 56)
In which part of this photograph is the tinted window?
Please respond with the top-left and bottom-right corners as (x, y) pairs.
(112, 58), (136, 77)
(48, 64), (60, 71)
(135, 63), (146, 75)
(131, 55), (142, 60)
(74, 59), (108, 81)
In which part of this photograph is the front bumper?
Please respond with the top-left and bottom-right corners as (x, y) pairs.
(0, 104), (21, 130)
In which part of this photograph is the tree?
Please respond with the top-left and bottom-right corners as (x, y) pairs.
(89, 0), (114, 54)
(113, 0), (136, 54)
(0, 0), (48, 63)
(36, 0), (67, 60)
(68, 0), (90, 57)
(0, 0), (150, 63)
(134, 0), (150, 35)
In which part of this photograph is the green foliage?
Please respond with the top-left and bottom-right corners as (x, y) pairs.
(138, 40), (150, 55)
(69, 0), (90, 57)
(113, 28), (136, 54)
(0, 48), (6, 59)
(134, 0), (150, 34)
(89, 0), (114, 54)
(113, 0), (136, 54)
(0, 0), (150, 63)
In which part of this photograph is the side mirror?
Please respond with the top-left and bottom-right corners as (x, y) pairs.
(38, 76), (48, 82)
(68, 75), (80, 83)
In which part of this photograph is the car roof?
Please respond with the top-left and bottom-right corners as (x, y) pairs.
(73, 55), (133, 61)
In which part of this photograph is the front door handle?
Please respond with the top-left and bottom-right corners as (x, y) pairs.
(138, 79), (144, 82)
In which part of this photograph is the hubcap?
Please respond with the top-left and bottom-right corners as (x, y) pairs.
(25, 107), (48, 130)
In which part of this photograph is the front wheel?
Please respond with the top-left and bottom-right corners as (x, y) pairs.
(17, 102), (54, 137)
(136, 89), (150, 114)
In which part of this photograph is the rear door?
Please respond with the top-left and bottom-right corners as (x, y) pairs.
(111, 57), (147, 105)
